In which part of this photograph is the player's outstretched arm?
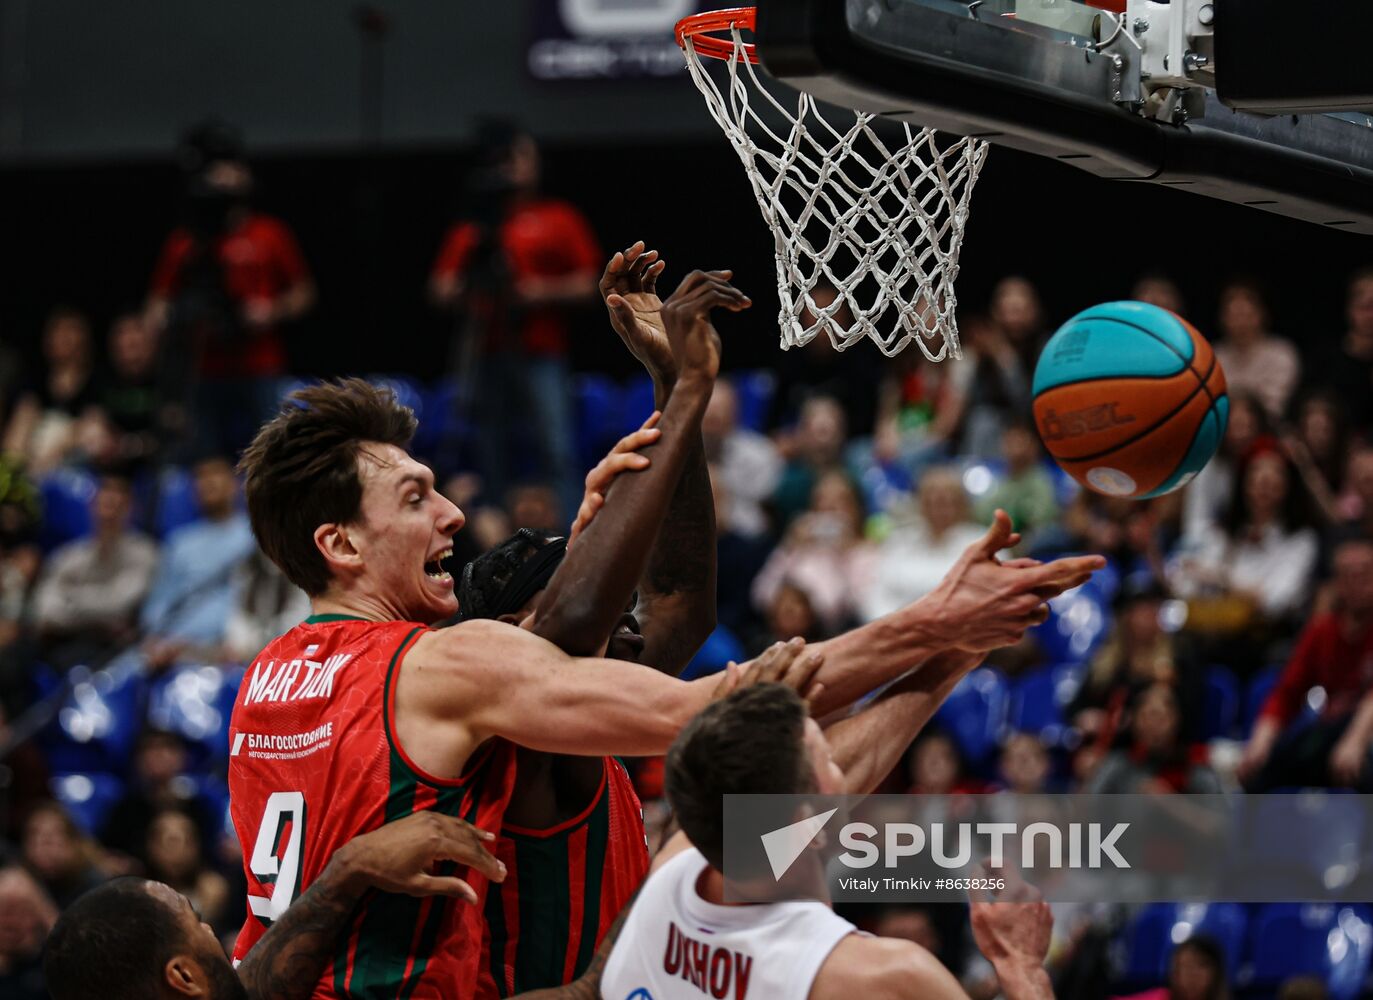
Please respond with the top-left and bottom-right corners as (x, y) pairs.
(812, 935), (971, 1000)
(802, 513), (1103, 716)
(531, 265), (746, 664)
(823, 649), (985, 794)
(600, 241), (721, 674)
(236, 813), (504, 1000)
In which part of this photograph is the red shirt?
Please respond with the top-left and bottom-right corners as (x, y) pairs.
(1261, 611), (1373, 726)
(229, 616), (516, 999)
(150, 212), (311, 378)
(430, 198), (600, 356)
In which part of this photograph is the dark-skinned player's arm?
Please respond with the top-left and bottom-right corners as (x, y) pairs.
(823, 555), (1049, 794)
(236, 812), (504, 1000)
(599, 241), (719, 674)
(800, 518), (1103, 713)
(530, 267), (746, 660)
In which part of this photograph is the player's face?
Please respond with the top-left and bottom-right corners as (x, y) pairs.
(145, 882), (248, 1000)
(802, 718), (845, 795)
(353, 444), (465, 623)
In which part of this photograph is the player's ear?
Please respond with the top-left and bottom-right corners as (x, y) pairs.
(164, 953), (209, 996)
(496, 612), (522, 626)
(315, 522), (362, 572)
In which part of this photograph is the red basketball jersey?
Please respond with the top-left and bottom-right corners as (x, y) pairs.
(229, 614), (516, 999)
(476, 755), (649, 997)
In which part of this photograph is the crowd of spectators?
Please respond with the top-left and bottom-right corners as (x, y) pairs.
(2, 117), (1373, 997)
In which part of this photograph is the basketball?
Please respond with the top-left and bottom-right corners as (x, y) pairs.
(1031, 301), (1229, 499)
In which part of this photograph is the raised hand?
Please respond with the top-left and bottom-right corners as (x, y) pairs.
(923, 510), (1106, 652)
(334, 811), (506, 904)
(660, 269), (751, 384)
(969, 864), (1054, 981)
(567, 412), (662, 549)
(714, 637), (826, 708)
(601, 241), (673, 382)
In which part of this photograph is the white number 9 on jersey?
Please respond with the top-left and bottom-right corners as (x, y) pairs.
(246, 791), (306, 924)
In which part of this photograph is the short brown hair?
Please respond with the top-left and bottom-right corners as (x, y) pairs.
(665, 683), (813, 871)
(237, 379), (417, 595)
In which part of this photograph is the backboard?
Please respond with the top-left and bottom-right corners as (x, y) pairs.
(751, 0), (1373, 234)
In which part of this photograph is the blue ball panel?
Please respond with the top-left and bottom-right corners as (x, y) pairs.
(1033, 315), (1190, 396)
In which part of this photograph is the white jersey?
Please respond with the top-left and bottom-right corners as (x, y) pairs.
(602, 846), (857, 1000)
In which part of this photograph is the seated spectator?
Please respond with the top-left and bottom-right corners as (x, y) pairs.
(1084, 683), (1220, 794)
(752, 469), (877, 634)
(20, 801), (105, 910)
(1212, 278), (1299, 421)
(957, 278), (1043, 458)
(0, 866), (56, 1000)
(2, 308), (101, 474)
(0, 701), (50, 842)
(748, 581), (825, 656)
(122, 455), (255, 673)
(1335, 443), (1373, 539)
(906, 729), (988, 796)
(1114, 934), (1230, 1000)
(767, 281), (884, 434)
(1131, 273), (1187, 316)
(102, 729), (215, 864)
(997, 732), (1053, 794)
(220, 549), (310, 664)
(771, 395), (849, 529)
(973, 419), (1059, 547)
(0, 458), (41, 709)
(1071, 578), (1204, 746)
(1181, 392), (1271, 547)
(709, 463), (771, 637)
(1170, 448), (1318, 634)
(1283, 390), (1349, 526)
(1310, 265), (1373, 436)
(702, 380), (781, 539)
(861, 467), (984, 620)
(506, 481), (561, 534)
(1239, 533), (1373, 790)
(143, 809), (230, 934)
(89, 313), (180, 475)
(865, 336), (966, 478)
(30, 475), (158, 670)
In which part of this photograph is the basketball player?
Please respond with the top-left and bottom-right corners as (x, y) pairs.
(43, 811), (611, 1000)
(460, 243), (1082, 995)
(602, 683), (1056, 1000)
(229, 264), (1100, 997)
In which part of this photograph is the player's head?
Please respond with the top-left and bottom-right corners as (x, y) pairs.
(457, 528), (645, 661)
(665, 683), (844, 874)
(239, 379), (464, 624)
(44, 877), (245, 1000)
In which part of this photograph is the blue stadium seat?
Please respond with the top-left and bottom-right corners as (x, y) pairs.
(620, 374), (658, 436)
(50, 773), (126, 838)
(38, 468), (97, 551)
(681, 625), (747, 681)
(1041, 457), (1081, 508)
(39, 667), (148, 774)
(1243, 664), (1283, 735)
(574, 374), (625, 470)
(147, 664), (240, 768)
(1008, 668), (1065, 744)
(1031, 581), (1111, 666)
(1122, 903), (1249, 983)
(1201, 666), (1241, 740)
(154, 466), (201, 540)
(932, 668), (1009, 767)
(1240, 790), (1365, 898)
(1249, 904), (1373, 1000)
(414, 378), (467, 458)
(733, 370), (777, 432)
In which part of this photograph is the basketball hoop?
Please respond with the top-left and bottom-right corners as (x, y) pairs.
(676, 7), (989, 360)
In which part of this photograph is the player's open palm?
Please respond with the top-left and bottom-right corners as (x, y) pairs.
(339, 811), (506, 905)
(926, 510), (1106, 652)
(660, 269), (751, 382)
(601, 241), (674, 381)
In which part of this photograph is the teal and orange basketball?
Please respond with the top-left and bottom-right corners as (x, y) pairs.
(1031, 301), (1228, 499)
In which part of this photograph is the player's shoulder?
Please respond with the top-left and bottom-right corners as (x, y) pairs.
(811, 934), (964, 1000)
(405, 618), (530, 675)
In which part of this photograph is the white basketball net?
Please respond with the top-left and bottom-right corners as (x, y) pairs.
(681, 24), (989, 360)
